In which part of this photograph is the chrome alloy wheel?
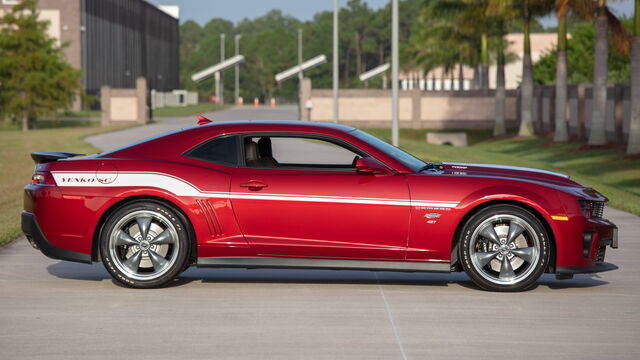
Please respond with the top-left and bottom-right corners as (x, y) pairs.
(468, 214), (541, 286)
(108, 210), (179, 281)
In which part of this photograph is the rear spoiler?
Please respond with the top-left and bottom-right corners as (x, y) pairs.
(31, 152), (85, 164)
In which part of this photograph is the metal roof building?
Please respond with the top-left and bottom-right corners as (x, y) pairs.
(1, 0), (179, 105)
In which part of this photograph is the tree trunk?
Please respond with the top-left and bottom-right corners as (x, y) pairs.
(588, 8), (609, 145)
(553, 11), (569, 142)
(355, 33), (362, 77)
(494, 33), (506, 136)
(627, 0), (640, 154)
(458, 63), (464, 91)
(344, 48), (350, 86)
(519, 13), (535, 136)
(554, 51), (569, 141)
(628, 35), (640, 154)
(450, 67), (454, 90)
(432, 71), (437, 91)
(481, 34), (489, 89)
(21, 113), (29, 132)
(473, 66), (479, 89)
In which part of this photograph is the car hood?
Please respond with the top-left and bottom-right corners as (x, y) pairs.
(436, 162), (606, 201)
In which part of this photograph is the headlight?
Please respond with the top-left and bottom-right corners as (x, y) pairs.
(578, 200), (604, 218)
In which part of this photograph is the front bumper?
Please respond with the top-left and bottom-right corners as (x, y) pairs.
(21, 212), (91, 264)
(556, 262), (618, 275)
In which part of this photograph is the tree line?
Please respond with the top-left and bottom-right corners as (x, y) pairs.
(404, 0), (638, 155)
(179, 0), (421, 102)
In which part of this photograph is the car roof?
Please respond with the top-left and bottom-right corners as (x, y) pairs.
(200, 120), (356, 133)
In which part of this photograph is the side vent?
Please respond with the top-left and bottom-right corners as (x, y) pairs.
(195, 199), (223, 236)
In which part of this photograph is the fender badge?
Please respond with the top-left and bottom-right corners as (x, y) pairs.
(424, 213), (441, 219)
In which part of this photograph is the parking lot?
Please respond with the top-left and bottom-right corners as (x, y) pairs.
(2, 107), (639, 359)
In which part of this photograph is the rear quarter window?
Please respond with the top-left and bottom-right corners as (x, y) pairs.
(185, 135), (238, 166)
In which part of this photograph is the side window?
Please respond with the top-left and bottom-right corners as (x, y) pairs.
(186, 135), (238, 166)
(243, 136), (362, 169)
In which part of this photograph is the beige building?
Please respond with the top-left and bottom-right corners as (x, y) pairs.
(400, 33), (558, 91)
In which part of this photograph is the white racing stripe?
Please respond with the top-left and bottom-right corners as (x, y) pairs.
(51, 171), (459, 208)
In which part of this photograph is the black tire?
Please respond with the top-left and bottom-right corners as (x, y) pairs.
(100, 200), (190, 288)
(459, 204), (550, 292)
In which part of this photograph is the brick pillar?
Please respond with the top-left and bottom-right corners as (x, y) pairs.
(101, 85), (111, 126)
(136, 77), (148, 124)
(300, 78), (312, 121)
(411, 89), (421, 129)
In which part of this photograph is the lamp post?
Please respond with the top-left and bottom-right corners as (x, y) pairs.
(235, 34), (242, 105)
(220, 33), (225, 103)
(391, 0), (399, 146)
(333, 0), (339, 123)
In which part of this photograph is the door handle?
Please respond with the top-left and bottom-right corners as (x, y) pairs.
(239, 180), (268, 190)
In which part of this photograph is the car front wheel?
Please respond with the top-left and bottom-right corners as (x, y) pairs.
(459, 204), (550, 292)
(100, 200), (190, 288)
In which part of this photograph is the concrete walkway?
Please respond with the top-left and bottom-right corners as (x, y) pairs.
(3, 106), (639, 359)
(86, 105), (299, 151)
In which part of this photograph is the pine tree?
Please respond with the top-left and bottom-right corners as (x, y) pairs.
(0, 0), (80, 131)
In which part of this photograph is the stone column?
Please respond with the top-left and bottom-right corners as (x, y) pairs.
(411, 89), (421, 129)
(300, 78), (312, 121)
(101, 85), (111, 126)
(136, 77), (148, 124)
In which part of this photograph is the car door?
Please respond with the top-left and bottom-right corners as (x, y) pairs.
(230, 133), (410, 260)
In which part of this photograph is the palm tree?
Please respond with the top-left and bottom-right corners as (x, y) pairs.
(554, 0), (570, 141)
(519, 0), (555, 137)
(407, 0), (483, 93)
(628, 0), (640, 155)
(568, 0), (630, 145)
(551, 1), (628, 145)
(480, 34), (490, 89)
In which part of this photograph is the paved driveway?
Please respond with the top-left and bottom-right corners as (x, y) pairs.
(2, 106), (639, 359)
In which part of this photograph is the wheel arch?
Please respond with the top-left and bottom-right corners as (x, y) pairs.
(450, 199), (557, 272)
(91, 195), (197, 264)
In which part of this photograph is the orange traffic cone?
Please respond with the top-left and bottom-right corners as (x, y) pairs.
(253, 97), (259, 108)
(238, 96), (243, 106)
(270, 98), (276, 108)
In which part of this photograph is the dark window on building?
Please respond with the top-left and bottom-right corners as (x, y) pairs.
(186, 136), (238, 166)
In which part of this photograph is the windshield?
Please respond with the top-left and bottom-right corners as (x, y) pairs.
(349, 129), (426, 171)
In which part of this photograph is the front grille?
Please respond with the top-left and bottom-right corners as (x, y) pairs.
(579, 200), (605, 218)
(592, 202), (604, 218)
(596, 245), (607, 263)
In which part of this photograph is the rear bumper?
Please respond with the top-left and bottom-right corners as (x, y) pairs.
(21, 212), (91, 264)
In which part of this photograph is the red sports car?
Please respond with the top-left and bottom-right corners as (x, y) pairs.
(23, 119), (618, 291)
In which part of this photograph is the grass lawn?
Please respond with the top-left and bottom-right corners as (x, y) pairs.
(0, 120), (133, 247)
(153, 103), (231, 118)
(364, 128), (640, 216)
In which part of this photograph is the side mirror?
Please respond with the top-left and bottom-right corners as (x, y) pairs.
(356, 157), (393, 175)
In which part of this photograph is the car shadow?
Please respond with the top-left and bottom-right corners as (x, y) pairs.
(538, 273), (610, 289)
(46, 262), (610, 289)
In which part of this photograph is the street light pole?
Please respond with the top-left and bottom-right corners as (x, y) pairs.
(220, 33), (225, 104)
(391, 0), (399, 146)
(333, 0), (339, 123)
(298, 28), (303, 120)
(235, 34), (241, 105)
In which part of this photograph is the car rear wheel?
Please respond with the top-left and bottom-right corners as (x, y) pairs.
(100, 201), (190, 288)
(459, 205), (550, 292)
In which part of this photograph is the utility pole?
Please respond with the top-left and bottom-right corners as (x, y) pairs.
(298, 28), (303, 120)
(220, 33), (225, 104)
(333, 0), (339, 123)
(391, 0), (399, 146)
(235, 34), (242, 105)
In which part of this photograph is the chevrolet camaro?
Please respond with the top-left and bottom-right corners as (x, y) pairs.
(22, 118), (618, 291)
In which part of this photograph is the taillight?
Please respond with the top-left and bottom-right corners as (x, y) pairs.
(31, 171), (56, 185)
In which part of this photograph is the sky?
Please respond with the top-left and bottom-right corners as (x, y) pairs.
(147, 0), (635, 27)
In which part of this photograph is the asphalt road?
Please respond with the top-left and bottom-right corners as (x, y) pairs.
(2, 106), (639, 359)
